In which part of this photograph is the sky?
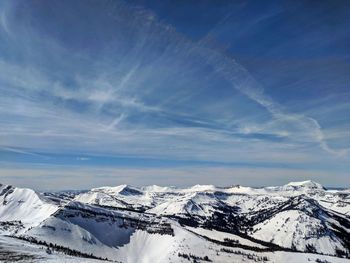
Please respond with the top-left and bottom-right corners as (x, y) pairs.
(0, 0), (349, 190)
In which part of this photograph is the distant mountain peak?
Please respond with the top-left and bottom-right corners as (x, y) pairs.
(285, 180), (325, 190)
(92, 184), (142, 196)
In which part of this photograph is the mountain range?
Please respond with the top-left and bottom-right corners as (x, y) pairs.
(0, 180), (349, 262)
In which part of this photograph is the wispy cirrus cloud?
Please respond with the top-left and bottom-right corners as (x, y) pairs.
(0, 0), (349, 188)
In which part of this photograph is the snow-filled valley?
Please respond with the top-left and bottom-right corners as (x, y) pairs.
(0, 180), (349, 263)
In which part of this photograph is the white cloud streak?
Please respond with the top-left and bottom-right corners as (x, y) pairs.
(0, 0), (348, 189)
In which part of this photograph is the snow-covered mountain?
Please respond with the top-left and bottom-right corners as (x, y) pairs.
(0, 184), (57, 234)
(0, 181), (349, 262)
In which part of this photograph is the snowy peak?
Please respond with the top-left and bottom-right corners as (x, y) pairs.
(92, 184), (142, 196)
(141, 185), (174, 192)
(0, 184), (58, 233)
(283, 180), (325, 191)
(186, 184), (218, 192)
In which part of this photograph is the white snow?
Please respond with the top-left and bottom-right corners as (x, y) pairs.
(0, 184), (58, 232)
(1, 180), (350, 262)
(186, 226), (266, 249)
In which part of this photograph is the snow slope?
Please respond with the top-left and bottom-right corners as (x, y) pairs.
(0, 184), (58, 233)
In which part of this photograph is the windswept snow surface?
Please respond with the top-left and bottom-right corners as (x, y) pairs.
(1, 181), (350, 262)
(0, 184), (58, 233)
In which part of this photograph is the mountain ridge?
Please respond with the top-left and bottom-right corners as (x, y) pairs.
(0, 180), (349, 262)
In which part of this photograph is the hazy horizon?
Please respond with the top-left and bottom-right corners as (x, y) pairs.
(0, 173), (348, 192)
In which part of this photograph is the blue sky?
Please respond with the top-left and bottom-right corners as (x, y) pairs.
(0, 0), (349, 190)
